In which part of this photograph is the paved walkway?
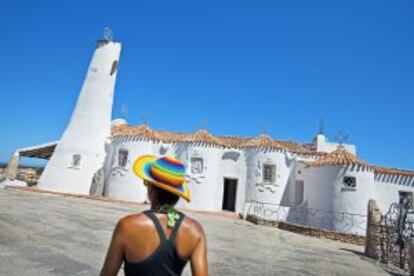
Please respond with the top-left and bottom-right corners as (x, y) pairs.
(0, 188), (404, 275)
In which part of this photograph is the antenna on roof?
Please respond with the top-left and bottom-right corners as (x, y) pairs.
(140, 114), (152, 126)
(259, 122), (269, 136)
(199, 118), (209, 131)
(318, 119), (325, 135)
(121, 104), (129, 120)
(333, 130), (349, 147)
(103, 27), (113, 41)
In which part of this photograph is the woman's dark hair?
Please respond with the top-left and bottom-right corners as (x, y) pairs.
(152, 184), (180, 205)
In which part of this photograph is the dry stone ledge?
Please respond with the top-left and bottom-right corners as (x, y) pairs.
(246, 214), (365, 246)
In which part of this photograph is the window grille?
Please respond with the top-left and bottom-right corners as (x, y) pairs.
(263, 164), (276, 183)
(118, 149), (128, 167)
(191, 157), (203, 174)
(343, 176), (356, 189)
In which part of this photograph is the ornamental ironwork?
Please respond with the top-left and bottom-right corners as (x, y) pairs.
(380, 195), (414, 270)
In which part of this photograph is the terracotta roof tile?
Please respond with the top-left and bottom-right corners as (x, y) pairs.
(241, 134), (287, 150)
(112, 125), (161, 140)
(183, 129), (228, 147)
(374, 166), (414, 177)
(216, 136), (252, 148)
(307, 147), (370, 168)
(111, 125), (326, 154)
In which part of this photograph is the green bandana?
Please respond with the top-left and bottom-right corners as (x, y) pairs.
(156, 204), (180, 229)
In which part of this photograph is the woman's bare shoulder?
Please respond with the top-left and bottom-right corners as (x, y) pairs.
(115, 212), (153, 233)
(180, 215), (205, 238)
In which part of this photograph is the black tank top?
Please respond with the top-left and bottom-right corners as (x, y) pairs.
(124, 210), (188, 276)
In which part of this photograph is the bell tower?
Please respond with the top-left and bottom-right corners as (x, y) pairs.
(38, 28), (122, 194)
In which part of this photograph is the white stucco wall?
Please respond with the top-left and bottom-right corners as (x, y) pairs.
(373, 174), (414, 213)
(104, 140), (249, 213)
(104, 137), (157, 202)
(38, 40), (122, 194)
(244, 148), (294, 205)
(175, 143), (225, 212)
(102, 135), (414, 235)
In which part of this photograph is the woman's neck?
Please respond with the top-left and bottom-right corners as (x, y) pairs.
(151, 203), (174, 213)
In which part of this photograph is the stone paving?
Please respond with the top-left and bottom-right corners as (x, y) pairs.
(0, 188), (405, 276)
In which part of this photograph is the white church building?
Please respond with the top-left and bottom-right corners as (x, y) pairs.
(4, 33), (414, 236)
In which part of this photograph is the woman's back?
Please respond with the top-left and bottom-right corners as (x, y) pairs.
(100, 209), (207, 276)
(101, 155), (208, 276)
(123, 210), (187, 276)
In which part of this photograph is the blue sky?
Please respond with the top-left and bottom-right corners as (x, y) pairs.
(0, 0), (413, 170)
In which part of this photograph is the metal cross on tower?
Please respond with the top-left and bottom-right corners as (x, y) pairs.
(103, 27), (113, 41)
(199, 118), (209, 130)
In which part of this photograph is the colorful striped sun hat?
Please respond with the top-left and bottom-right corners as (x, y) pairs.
(133, 155), (190, 202)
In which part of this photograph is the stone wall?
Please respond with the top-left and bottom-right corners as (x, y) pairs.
(364, 199), (382, 260)
(246, 214), (365, 246)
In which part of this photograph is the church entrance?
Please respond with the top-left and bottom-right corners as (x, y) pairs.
(222, 178), (238, 212)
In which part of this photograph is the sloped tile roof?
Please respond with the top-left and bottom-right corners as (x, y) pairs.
(112, 125), (161, 140)
(183, 129), (228, 147)
(307, 147), (370, 168)
(241, 134), (287, 150)
(374, 166), (414, 177)
(111, 125), (318, 153)
(216, 136), (252, 148)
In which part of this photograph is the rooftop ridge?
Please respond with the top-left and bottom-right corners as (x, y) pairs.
(110, 124), (338, 155)
(307, 147), (370, 168)
(374, 166), (414, 177)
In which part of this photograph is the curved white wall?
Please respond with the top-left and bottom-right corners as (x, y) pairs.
(104, 137), (157, 202)
(175, 143), (223, 212)
(104, 140), (250, 214)
(373, 174), (414, 213)
(245, 148), (293, 205)
(303, 165), (374, 235)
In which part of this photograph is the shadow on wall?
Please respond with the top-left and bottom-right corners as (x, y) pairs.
(280, 153), (298, 206)
(285, 201), (335, 231)
(222, 151), (240, 162)
(172, 143), (188, 160)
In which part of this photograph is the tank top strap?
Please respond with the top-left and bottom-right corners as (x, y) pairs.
(169, 213), (185, 242)
(143, 210), (167, 242)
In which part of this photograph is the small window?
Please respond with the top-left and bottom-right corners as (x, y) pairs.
(118, 149), (128, 167)
(343, 176), (356, 189)
(191, 157), (203, 174)
(72, 154), (81, 168)
(110, 60), (119, 76)
(263, 164), (276, 183)
(399, 191), (413, 210)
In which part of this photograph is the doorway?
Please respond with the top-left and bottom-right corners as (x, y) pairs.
(222, 178), (238, 212)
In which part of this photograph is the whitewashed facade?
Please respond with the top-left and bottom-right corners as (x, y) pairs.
(102, 124), (414, 235)
(5, 36), (414, 236)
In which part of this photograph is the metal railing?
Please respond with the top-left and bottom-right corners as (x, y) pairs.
(246, 200), (367, 235)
